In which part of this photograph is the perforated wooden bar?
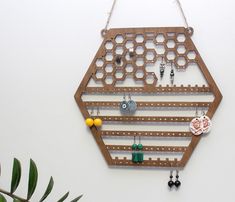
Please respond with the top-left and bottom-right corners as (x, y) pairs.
(101, 130), (192, 137)
(107, 145), (187, 152)
(85, 101), (211, 108)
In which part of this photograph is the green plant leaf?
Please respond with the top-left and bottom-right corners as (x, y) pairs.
(57, 191), (69, 202)
(10, 158), (22, 193)
(27, 159), (38, 200)
(13, 198), (22, 202)
(70, 195), (83, 202)
(0, 194), (6, 202)
(39, 176), (54, 202)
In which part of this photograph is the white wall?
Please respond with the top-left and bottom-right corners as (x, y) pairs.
(0, 0), (234, 201)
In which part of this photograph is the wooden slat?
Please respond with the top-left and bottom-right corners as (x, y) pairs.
(84, 86), (211, 94)
(112, 158), (179, 167)
(94, 116), (193, 122)
(106, 145), (187, 152)
(101, 130), (192, 137)
(84, 101), (211, 108)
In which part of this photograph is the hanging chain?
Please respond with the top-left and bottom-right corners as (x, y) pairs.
(175, 0), (194, 36)
(101, 0), (117, 37)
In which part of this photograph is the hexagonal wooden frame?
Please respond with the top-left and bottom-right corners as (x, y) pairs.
(74, 27), (222, 168)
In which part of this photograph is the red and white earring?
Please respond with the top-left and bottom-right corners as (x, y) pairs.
(190, 108), (212, 136)
(190, 108), (203, 136)
(200, 111), (212, 134)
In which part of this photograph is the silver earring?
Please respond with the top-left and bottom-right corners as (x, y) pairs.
(127, 94), (137, 114)
(120, 93), (129, 114)
(129, 46), (134, 58)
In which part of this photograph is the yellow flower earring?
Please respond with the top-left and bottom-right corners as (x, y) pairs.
(85, 108), (94, 127)
(94, 107), (102, 127)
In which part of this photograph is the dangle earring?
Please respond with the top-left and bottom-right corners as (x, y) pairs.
(137, 136), (144, 163)
(160, 57), (165, 79)
(132, 136), (138, 163)
(94, 107), (102, 127)
(190, 107), (203, 136)
(129, 46), (134, 58)
(115, 55), (122, 65)
(168, 170), (175, 188)
(120, 93), (129, 114)
(174, 170), (181, 188)
(200, 111), (212, 134)
(85, 108), (94, 127)
(170, 62), (175, 85)
(127, 94), (137, 114)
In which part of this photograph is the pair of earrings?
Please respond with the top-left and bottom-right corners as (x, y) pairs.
(159, 58), (175, 85)
(120, 94), (137, 114)
(132, 136), (144, 163)
(190, 108), (212, 136)
(85, 108), (102, 127)
(168, 170), (181, 188)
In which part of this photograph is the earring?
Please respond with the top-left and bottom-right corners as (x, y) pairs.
(170, 62), (175, 85)
(115, 55), (122, 65)
(127, 94), (137, 114)
(160, 57), (165, 79)
(85, 108), (94, 127)
(168, 170), (175, 188)
(129, 47), (134, 58)
(190, 107), (203, 136)
(137, 136), (144, 163)
(200, 111), (212, 134)
(174, 170), (181, 188)
(94, 107), (102, 127)
(120, 93), (129, 114)
(132, 136), (138, 163)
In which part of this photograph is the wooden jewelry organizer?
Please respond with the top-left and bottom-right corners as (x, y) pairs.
(74, 27), (222, 168)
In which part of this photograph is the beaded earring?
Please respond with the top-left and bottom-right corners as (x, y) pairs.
(85, 108), (94, 127)
(132, 136), (138, 163)
(168, 170), (175, 188)
(137, 136), (144, 163)
(93, 107), (102, 127)
(170, 62), (175, 85)
(174, 170), (181, 188)
(160, 57), (165, 79)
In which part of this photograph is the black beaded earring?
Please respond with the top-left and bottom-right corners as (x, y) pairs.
(168, 170), (174, 188)
(160, 57), (165, 79)
(170, 62), (175, 85)
(174, 170), (181, 188)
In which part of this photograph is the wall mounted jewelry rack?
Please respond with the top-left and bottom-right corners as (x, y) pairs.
(74, 27), (222, 168)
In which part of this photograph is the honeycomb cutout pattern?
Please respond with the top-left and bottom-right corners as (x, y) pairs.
(91, 28), (197, 88)
(75, 27), (222, 168)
